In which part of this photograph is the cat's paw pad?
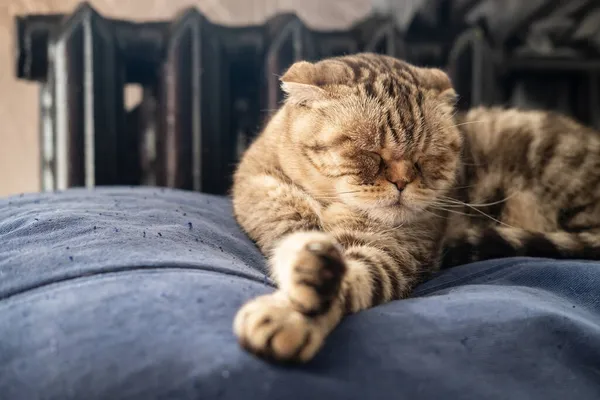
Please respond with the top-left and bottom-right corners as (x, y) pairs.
(233, 294), (324, 363)
(274, 232), (346, 315)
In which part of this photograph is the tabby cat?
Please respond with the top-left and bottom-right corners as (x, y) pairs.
(231, 53), (600, 363)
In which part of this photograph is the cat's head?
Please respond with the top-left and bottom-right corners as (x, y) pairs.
(279, 53), (462, 225)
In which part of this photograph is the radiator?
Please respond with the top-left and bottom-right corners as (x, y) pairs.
(14, 3), (600, 195)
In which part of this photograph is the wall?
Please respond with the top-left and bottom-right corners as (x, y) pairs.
(0, 0), (370, 196)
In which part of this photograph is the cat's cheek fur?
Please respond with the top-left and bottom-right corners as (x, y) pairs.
(365, 207), (412, 226)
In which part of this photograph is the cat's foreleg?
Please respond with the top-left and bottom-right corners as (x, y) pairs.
(233, 176), (347, 362)
(234, 183), (433, 363)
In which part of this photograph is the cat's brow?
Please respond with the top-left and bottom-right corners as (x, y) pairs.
(329, 135), (353, 147)
(304, 135), (352, 152)
(304, 143), (328, 152)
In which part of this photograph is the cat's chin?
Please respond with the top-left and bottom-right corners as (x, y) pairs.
(365, 205), (420, 226)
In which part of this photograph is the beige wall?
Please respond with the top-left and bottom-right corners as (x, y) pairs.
(0, 0), (370, 197)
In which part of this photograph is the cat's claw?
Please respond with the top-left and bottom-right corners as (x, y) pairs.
(233, 293), (325, 363)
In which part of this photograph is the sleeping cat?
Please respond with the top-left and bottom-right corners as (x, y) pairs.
(231, 52), (600, 363)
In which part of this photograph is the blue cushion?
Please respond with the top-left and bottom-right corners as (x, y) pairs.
(1, 187), (599, 399)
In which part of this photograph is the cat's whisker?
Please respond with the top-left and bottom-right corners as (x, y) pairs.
(311, 190), (363, 198)
(431, 202), (516, 229)
(450, 120), (485, 128)
(428, 184), (476, 191)
(377, 222), (406, 236)
(337, 190), (364, 196)
(428, 206), (473, 217)
(311, 190), (367, 201)
(312, 196), (340, 200)
(428, 201), (467, 208)
(362, 222), (407, 247)
(438, 191), (518, 208)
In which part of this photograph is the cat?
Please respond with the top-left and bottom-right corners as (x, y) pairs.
(231, 52), (600, 363)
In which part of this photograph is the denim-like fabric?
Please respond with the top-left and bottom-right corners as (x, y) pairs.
(1, 187), (600, 400)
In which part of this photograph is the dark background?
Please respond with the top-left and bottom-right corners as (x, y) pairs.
(8, 0), (600, 195)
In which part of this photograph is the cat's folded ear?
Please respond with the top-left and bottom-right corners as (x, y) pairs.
(416, 67), (457, 105)
(280, 60), (351, 106)
(280, 61), (328, 106)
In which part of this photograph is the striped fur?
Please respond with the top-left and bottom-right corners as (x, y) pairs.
(231, 53), (600, 363)
(443, 107), (600, 268)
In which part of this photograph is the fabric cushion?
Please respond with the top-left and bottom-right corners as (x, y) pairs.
(1, 187), (599, 400)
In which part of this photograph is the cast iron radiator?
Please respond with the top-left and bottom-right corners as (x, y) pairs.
(14, 2), (600, 195)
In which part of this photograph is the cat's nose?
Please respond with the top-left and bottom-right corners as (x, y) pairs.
(391, 179), (408, 192)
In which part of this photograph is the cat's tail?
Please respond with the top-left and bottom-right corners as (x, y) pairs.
(441, 226), (600, 269)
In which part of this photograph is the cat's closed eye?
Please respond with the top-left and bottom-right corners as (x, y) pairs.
(414, 161), (422, 175)
(367, 151), (382, 165)
(305, 143), (328, 153)
(363, 152), (384, 174)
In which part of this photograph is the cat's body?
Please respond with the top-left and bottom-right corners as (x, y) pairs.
(444, 107), (600, 266)
(231, 53), (600, 363)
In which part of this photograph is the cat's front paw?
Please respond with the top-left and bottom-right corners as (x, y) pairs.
(273, 232), (346, 315)
(233, 293), (324, 363)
